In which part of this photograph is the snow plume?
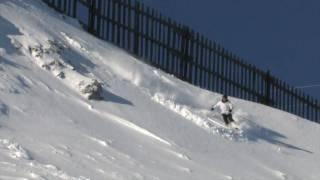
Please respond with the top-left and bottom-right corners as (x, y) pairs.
(152, 93), (246, 141)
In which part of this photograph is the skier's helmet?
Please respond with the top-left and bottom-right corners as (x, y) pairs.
(222, 95), (228, 102)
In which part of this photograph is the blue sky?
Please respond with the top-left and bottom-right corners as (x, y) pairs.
(142, 0), (320, 99)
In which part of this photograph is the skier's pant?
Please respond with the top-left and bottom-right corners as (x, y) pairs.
(222, 114), (234, 125)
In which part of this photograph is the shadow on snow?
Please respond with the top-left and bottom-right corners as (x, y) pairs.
(243, 119), (313, 154)
(0, 16), (22, 54)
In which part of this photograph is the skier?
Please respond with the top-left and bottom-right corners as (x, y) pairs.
(211, 95), (235, 126)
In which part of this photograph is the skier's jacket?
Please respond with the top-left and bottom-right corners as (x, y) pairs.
(213, 100), (233, 115)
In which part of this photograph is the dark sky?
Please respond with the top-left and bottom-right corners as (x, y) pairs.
(142, 0), (320, 99)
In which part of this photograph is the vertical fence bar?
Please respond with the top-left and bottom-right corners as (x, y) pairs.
(111, 0), (116, 42)
(294, 88), (298, 115)
(220, 48), (225, 93)
(208, 41), (213, 90)
(165, 18), (171, 72)
(140, 3), (145, 58)
(307, 95), (310, 120)
(302, 93), (306, 118)
(183, 27), (191, 81)
(202, 38), (208, 89)
(116, 0), (121, 45)
(253, 66), (257, 102)
(241, 60), (246, 99)
(122, 0), (127, 48)
(213, 43), (218, 92)
(149, 8), (155, 63)
(101, 0), (106, 40)
(154, 11), (159, 65)
(280, 81), (286, 110)
(162, 16), (167, 68)
(227, 51), (232, 95)
(188, 30), (195, 83)
(194, 33), (200, 86)
(243, 63), (248, 99)
(88, 0), (95, 34)
(145, 7), (150, 60)
(316, 100), (319, 122)
(236, 59), (240, 98)
(274, 78), (278, 108)
(134, 1), (140, 55)
(156, 14), (162, 67)
(232, 55), (237, 97)
(286, 84), (289, 112)
(106, 0), (111, 41)
(57, 0), (61, 11)
(311, 98), (315, 121)
(171, 22), (177, 73)
(199, 36), (205, 86)
(127, 0), (132, 50)
(72, 0), (77, 17)
(63, 0), (67, 13)
(159, 14), (163, 65)
(298, 90), (303, 117)
(290, 86), (294, 113)
(96, 0), (102, 36)
(175, 24), (181, 75)
(67, 0), (71, 16)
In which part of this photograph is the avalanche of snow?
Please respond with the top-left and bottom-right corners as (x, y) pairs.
(0, 0), (319, 179)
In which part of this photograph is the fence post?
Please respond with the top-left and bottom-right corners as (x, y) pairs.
(117, 0), (122, 45)
(63, 0), (67, 13)
(72, 0), (77, 17)
(181, 26), (191, 82)
(57, 0), (61, 11)
(263, 70), (271, 105)
(88, 0), (96, 34)
(189, 30), (195, 84)
(307, 95), (310, 120)
(290, 86), (294, 113)
(96, 0), (102, 37)
(316, 100), (319, 122)
(208, 41), (213, 90)
(194, 32), (200, 86)
(134, 1), (140, 55)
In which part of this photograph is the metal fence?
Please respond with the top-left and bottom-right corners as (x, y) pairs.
(42, 0), (320, 123)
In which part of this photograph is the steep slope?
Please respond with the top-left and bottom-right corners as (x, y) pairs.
(0, 0), (319, 180)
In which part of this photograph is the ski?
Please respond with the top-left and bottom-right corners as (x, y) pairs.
(207, 117), (240, 131)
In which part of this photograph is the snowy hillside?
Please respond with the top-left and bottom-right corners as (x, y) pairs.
(0, 0), (319, 179)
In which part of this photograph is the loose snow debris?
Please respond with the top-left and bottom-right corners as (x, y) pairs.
(27, 40), (103, 100)
(0, 139), (31, 160)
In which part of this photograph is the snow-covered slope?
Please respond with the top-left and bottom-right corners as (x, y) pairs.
(0, 0), (319, 179)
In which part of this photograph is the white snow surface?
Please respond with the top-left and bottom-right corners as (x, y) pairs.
(0, 0), (319, 179)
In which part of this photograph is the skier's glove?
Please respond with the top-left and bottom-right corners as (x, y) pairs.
(211, 107), (214, 111)
(229, 109), (232, 113)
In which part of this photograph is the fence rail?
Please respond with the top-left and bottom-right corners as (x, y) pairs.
(42, 0), (320, 123)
